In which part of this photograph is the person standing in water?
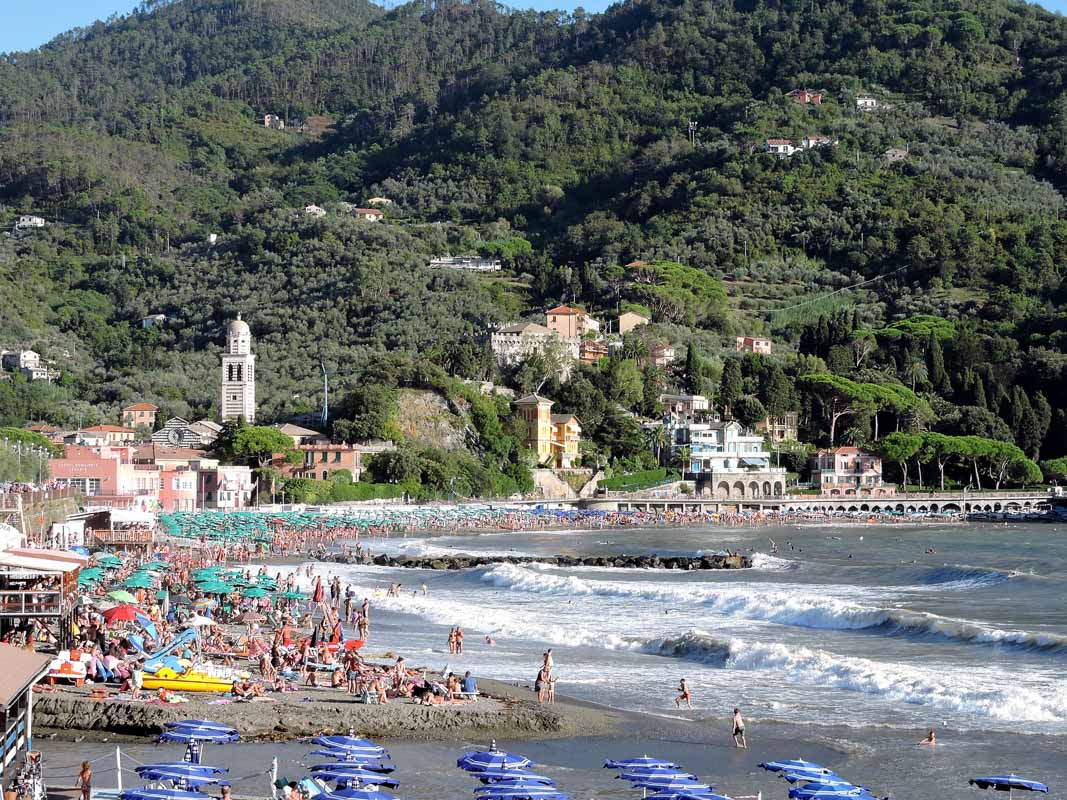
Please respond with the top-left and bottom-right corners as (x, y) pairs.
(77, 761), (92, 800)
(675, 678), (692, 709)
(732, 707), (747, 748)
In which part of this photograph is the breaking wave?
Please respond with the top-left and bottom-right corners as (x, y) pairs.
(630, 631), (1067, 723)
(922, 565), (1022, 589)
(480, 563), (1067, 655)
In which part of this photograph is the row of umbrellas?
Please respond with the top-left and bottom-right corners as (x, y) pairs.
(118, 720), (240, 800)
(458, 743), (566, 800)
(607, 755), (731, 800)
(304, 734), (402, 800)
(761, 757), (1049, 800)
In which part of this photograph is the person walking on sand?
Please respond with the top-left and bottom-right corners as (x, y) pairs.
(77, 761), (92, 800)
(675, 678), (692, 709)
(732, 707), (747, 748)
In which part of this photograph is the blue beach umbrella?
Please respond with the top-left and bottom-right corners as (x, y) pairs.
(475, 781), (558, 792)
(135, 771), (228, 788)
(475, 789), (567, 800)
(782, 774), (847, 786)
(165, 720), (236, 732)
(158, 726), (240, 744)
(135, 764), (225, 775)
(788, 783), (872, 800)
(475, 773), (556, 786)
(605, 758), (679, 770)
(627, 777), (712, 791)
(970, 775), (1049, 799)
(759, 760), (829, 776)
(311, 769), (400, 788)
(619, 770), (698, 782)
(308, 753), (397, 773)
(458, 749), (534, 772)
(119, 790), (213, 800)
(320, 788), (398, 800)
(642, 793), (733, 800)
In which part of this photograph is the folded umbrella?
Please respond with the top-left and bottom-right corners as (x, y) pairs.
(788, 783), (869, 800)
(605, 758), (679, 770)
(134, 763), (225, 775)
(320, 787), (398, 800)
(627, 778), (711, 792)
(642, 792), (732, 800)
(119, 790), (213, 800)
(619, 770), (698, 782)
(475, 789), (567, 800)
(475, 780), (558, 791)
(475, 771), (554, 785)
(310, 769), (399, 788)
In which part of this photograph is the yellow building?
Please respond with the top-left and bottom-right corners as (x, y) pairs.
(513, 394), (582, 469)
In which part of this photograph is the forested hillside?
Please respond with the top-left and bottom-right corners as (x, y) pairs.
(3, 0), (1067, 488)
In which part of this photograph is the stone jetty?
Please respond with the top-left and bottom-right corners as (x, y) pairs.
(321, 552), (751, 570)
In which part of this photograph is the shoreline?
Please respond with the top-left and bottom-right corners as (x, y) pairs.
(33, 676), (630, 744)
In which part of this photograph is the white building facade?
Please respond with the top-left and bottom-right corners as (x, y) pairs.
(674, 420), (786, 499)
(220, 315), (256, 423)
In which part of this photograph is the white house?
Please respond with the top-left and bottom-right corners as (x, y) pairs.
(430, 256), (502, 272)
(765, 138), (796, 157)
(353, 208), (384, 222)
(141, 314), (166, 329)
(672, 419), (786, 498)
(264, 114), (285, 130)
(800, 135), (837, 150)
(810, 447), (892, 496)
(15, 215), (46, 230)
(490, 322), (579, 371)
(304, 205), (327, 217)
(856, 95), (879, 112)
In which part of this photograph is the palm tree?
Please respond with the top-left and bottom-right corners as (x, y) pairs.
(904, 357), (928, 391)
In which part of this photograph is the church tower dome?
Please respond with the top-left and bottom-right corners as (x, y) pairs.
(220, 314), (256, 422)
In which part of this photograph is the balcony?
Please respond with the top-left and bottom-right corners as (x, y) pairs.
(0, 590), (63, 616)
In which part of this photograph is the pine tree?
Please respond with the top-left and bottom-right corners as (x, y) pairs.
(926, 334), (947, 390)
(719, 358), (743, 416)
(684, 345), (702, 395)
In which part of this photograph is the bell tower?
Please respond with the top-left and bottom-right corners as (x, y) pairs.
(220, 314), (256, 423)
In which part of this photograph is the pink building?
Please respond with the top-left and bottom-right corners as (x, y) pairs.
(159, 468), (198, 512)
(49, 446), (160, 510)
(735, 336), (773, 355)
(810, 447), (892, 496)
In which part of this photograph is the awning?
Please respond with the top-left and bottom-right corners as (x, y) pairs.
(740, 458), (768, 467)
(0, 551), (84, 574)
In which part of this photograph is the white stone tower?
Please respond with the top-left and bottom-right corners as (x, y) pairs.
(220, 314), (256, 423)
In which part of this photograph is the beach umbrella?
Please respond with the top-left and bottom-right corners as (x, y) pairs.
(103, 604), (140, 623)
(196, 581), (234, 594)
(123, 576), (155, 589)
(789, 787), (874, 800)
(619, 770), (698, 782)
(134, 764), (225, 776)
(159, 724), (239, 744)
(275, 590), (307, 599)
(626, 778), (711, 792)
(192, 598), (216, 609)
(759, 760), (828, 776)
(108, 590), (138, 604)
(474, 771), (554, 785)
(310, 769), (400, 788)
(307, 752), (396, 770)
(320, 787), (398, 800)
(141, 561), (170, 570)
(242, 588), (268, 599)
(165, 720), (237, 733)
(133, 769), (228, 787)
(782, 774), (849, 787)
(313, 736), (389, 756)
(119, 790), (211, 800)
(970, 776), (1049, 798)
(605, 759), (679, 770)
(458, 749), (533, 772)
(475, 788), (567, 800)
(641, 792), (729, 800)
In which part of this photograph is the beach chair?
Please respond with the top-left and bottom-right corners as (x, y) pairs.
(357, 690), (379, 705)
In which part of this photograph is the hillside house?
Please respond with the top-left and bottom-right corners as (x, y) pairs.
(353, 207), (384, 222)
(545, 305), (600, 337)
(883, 147), (908, 164)
(801, 135), (837, 150)
(756, 413), (799, 443)
(765, 138), (796, 157)
(141, 314), (166, 328)
(810, 447), (892, 496)
(647, 342), (676, 368)
(672, 419), (786, 498)
(122, 403), (159, 430)
(264, 114), (285, 130)
(2, 350), (40, 371)
(81, 425), (137, 445)
(15, 215), (46, 229)
(618, 311), (650, 334)
(430, 256), (502, 272)
(490, 322), (579, 369)
(786, 88), (823, 105)
(579, 339), (609, 365)
(736, 336), (772, 355)
(659, 393), (710, 419)
(366, 197), (393, 206)
(856, 95), (879, 111)
(187, 419), (223, 447)
(304, 205), (327, 217)
(513, 394), (582, 469)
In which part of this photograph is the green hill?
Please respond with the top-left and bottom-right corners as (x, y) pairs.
(2, 0), (1067, 478)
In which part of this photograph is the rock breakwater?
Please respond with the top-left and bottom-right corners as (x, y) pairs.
(323, 553), (751, 570)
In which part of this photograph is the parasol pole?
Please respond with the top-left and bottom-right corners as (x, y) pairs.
(116, 747), (122, 793)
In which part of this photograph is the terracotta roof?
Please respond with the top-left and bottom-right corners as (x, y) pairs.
(274, 423), (323, 437)
(766, 138), (793, 146)
(545, 305), (587, 316)
(124, 403), (159, 411)
(0, 643), (52, 708)
(83, 425), (136, 433)
(550, 413), (579, 424)
(625, 260), (646, 268)
(355, 208), (383, 215)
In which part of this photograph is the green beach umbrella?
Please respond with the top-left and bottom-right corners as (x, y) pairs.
(107, 589), (138, 603)
(122, 577), (154, 589)
(241, 587), (268, 598)
(197, 581), (235, 595)
(274, 590), (306, 600)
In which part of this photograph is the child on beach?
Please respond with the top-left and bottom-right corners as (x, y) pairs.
(732, 708), (747, 748)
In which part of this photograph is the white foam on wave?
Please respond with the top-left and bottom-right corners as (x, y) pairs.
(374, 591), (1067, 723)
(480, 563), (1067, 654)
(750, 552), (799, 571)
(635, 630), (1067, 723)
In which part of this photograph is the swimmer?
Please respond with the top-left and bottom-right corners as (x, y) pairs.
(918, 730), (937, 746)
